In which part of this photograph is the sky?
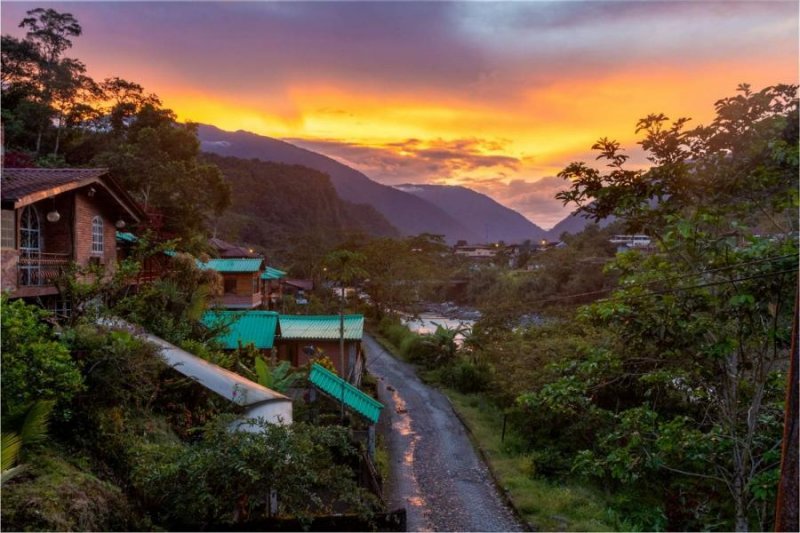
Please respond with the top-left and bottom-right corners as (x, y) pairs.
(2, 1), (798, 229)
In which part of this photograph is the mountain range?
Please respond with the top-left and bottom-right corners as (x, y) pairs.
(395, 184), (546, 242)
(197, 124), (588, 243)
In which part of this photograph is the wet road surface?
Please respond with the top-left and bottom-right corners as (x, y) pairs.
(365, 334), (523, 532)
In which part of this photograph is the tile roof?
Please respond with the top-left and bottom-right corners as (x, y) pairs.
(278, 314), (364, 341)
(1, 168), (109, 201)
(203, 310), (279, 349)
(261, 266), (287, 280)
(199, 258), (264, 273)
(308, 363), (383, 423)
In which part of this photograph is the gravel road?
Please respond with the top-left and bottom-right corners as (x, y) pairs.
(365, 334), (523, 532)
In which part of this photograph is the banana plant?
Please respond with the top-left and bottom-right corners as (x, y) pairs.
(1, 400), (54, 485)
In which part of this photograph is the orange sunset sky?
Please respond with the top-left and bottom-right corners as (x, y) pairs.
(2, 1), (798, 228)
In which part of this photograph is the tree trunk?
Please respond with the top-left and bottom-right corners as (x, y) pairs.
(775, 292), (798, 532)
(735, 472), (750, 532)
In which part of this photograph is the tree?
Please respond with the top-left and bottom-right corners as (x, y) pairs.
(538, 84), (799, 531)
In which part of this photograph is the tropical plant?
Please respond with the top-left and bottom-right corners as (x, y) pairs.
(1, 400), (55, 485)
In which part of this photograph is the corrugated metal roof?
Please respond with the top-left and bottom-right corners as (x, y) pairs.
(261, 266), (287, 280)
(308, 363), (383, 423)
(203, 310), (279, 349)
(116, 231), (137, 243)
(279, 314), (364, 340)
(199, 258), (264, 273)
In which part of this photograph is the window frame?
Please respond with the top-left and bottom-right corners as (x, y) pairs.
(91, 215), (104, 255)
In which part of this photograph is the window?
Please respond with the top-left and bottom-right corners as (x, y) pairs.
(91, 216), (104, 255)
(1, 210), (15, 249)
(20, 206), (40, 253)
(19, 206), (41, 285)
(224, 277), (236, 293)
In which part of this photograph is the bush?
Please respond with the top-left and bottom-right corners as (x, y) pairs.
(130, 417), (379, 528)
(439, 358), (492, 393)
(1, 297), (83, 418)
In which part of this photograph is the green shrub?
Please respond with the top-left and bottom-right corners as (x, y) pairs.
(1, 297), (83, 418)
(131, 417), (379, 528)
(440, 358), (492, 393)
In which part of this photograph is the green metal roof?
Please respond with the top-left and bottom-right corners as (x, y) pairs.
(261, 266), (287, 280)
(199, 258), (264, 273)
(308, 363), (383, 423)
(203, 310), (279, 349)
(116, 231), (137, 243)
(278, 314), (364, 341)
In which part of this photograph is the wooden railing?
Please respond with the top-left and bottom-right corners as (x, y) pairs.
(18, 253), (72, 286)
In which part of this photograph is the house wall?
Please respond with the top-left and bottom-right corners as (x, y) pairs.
(277, 339), (360, 378)
(39, 194), (74, 255)
(74, 192), (117, 268)
(1, 249), (18, 291)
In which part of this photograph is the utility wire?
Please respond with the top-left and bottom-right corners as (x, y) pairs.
(536, 253), (798, 304)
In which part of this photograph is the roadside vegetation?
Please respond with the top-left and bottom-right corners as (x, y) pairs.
(369, 84), (798, 532)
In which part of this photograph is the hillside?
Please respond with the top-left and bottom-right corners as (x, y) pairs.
(197, 125), (480, 243)
(545, 212), (615, 239)
(202, 153), (398, 253)
(395, 184), (547, 243)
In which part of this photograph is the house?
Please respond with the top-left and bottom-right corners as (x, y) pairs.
(261, 266), (286, 310)
(208, 237), (259, 259)
(281, 278), (314, 304)
(201, 310), (366, 386)
(454, 244), (501, 259)
(1, 168), (145, 302)
(202, 310), (279, 352)
(276, 314), (365, 385)
(199, 257), (265, 309)
(116, 231), (175, 284)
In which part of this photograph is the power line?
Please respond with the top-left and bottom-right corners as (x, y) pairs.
(598, 267), (798, 304)
(536, 254), (798, 304)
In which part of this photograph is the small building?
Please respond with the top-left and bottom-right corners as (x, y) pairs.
(276, 314), (365, 385)
(1, 168), (145, 301)
(261, 266), (286, 311)
(199, 257), (265, 309)
(202, 310), (280, 352)
(454, 244), (501, 259)
(208, 237), (259, 259)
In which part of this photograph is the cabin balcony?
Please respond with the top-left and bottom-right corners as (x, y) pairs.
(18, 252), (73, 286)
(220, 292), (263, 309)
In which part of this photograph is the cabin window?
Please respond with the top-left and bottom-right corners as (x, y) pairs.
(20, 206), (41, 253)
(224, 278), (236, 293)
(1, 210), (15, 248)
(91, 216), (104, 255)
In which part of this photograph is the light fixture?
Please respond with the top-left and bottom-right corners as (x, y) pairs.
(115, 219), (126, 229)
(46, 210), (61, 223)
(87, 187), (96, 198)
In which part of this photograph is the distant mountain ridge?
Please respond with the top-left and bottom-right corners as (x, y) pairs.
(202, 153), (397, 253)
(395, 184), (547, 243)
(197, 125), (481, 243)
(545, 213), (615, 240)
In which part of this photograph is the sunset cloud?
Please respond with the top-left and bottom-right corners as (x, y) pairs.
(2, 1), (796, 227)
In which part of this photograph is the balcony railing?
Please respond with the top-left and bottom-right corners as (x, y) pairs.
(18, 252), (72, 286)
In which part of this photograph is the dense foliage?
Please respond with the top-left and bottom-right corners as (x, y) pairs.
(202, 153), (397, 257)
(1, 8), (230, 245)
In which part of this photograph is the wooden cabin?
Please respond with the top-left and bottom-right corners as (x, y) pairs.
(261, 266), (286, 311)
(276, 314), (365, 385)
(200, 258), (265, 309)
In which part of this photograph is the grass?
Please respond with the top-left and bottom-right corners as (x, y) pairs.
(445, 390), (615, 532)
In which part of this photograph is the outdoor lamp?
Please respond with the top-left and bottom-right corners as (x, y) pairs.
(115, 219), (126, 229)
(46, 210), (61, 223)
